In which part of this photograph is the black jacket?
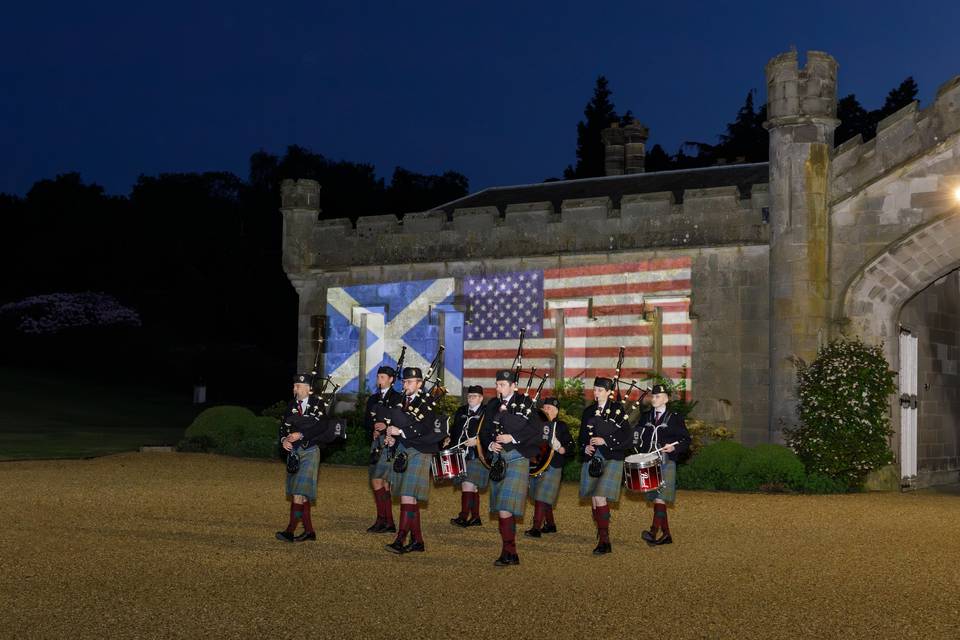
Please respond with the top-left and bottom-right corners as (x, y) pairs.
(545, 418), (575, 469)
(364, 387), (404, 440)
(479, 393), (543, 459)
(448, 402), (486, 458)
(630, 409), (691, 462)
(280, 395), (345, 448)
(374, 392), (446, 454)
(578, 401), (632, 461)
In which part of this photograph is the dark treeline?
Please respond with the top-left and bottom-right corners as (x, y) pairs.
(0, 147), (468, 405)
(563, 76), (921, 178)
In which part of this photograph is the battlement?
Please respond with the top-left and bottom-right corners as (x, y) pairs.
(282, 181), (770, 272)
(765, 50), (838, 124)
(831, 75), (960, 203)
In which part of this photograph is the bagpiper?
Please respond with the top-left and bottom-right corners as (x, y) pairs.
(525, 396), (575, 537)
(365, 364), (403, 533)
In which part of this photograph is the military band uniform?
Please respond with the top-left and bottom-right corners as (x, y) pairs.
(632, 385), (691, 546)
(276, 373), (345, 543)
(526, 397), (575, 537)
(380, 366), (445, 554)
(365, 368), (403, 533)
(479, 370), (543, 566)
(448, 390), (488, 527)
(579, 376), (632, 554)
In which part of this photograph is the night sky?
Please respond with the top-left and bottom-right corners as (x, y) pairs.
(2, 0), (957, 197)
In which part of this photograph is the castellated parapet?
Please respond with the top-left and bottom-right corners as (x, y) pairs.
(831, 75), (960, 203)
(765, 50), (838, 124)
(279, 180), (770, 274)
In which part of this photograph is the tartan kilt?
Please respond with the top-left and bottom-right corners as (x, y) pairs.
(644, 459), (677, 503)
(489, 451), (528, 518)
(529, 465), (563, 506)
(285, 445), (320, 501)
(579, 458), (624, 502)
(453, 456), (490, 490)
(386, 444), (432, 502)
(368, 436), (392, 482)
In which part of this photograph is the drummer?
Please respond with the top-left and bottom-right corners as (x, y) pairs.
(525, 397), (575, 538)
(447, 385), (488, 527)
(631, 383), (691, 546)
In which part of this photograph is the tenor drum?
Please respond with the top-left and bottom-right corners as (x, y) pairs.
(431, 447), (467, 481)
(623, 452), (663, 492)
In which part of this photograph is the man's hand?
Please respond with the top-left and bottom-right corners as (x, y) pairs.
(558, 447), (566, 455)
(490, 442), (503, 453)
(495, 434), (514, 444)
(466, 437), (478, 447)
(589, 437), (606, 447)
(374, 422), (387, 433)
(662, 443), (676, 453)
(282, 438), (294, 452)
(384, 435), (395, 447)
(585, 444), (596, 455)
(386, 426), (402, 437)
(442, 437), (450, 448)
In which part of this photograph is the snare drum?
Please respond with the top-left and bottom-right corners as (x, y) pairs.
(623, 452), (663, 492)
(431, 447), (467, 481)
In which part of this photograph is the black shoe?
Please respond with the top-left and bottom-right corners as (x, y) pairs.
(641, 529), (657, 544)
(367, 521), (385, 533)
(450, 515), (470, 527)
(380, 524), (396, 534)
(494, 552), (520, 566)
(592, 542), (612, 555)
(653, 533), (673, 546)
(540, 523), (557, 534)
(275, 530), (295, 543)
(524, 527), (542, 538)
(385, 538), (407, 554)
(294, 531), (316, 542)
(402, 541), (425, 553)
(465, 517), (483, 527)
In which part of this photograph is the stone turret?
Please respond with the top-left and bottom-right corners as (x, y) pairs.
(763, 50), (839, 440)
(280, 179), (321, 273)
(602, 119), (650, 176)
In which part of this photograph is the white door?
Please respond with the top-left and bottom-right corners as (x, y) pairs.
(899, 329), (918, 480)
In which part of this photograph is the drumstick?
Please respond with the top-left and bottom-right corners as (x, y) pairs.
(651, 441), (679, 455)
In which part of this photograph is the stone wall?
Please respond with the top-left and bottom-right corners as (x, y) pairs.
(288, 244), (770, 442)
(899, 271), (960, 485)
(280, 180), (770, 273)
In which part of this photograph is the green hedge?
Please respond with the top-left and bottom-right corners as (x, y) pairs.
(677, 441), (848, 493)
(180, 406), (278, 458)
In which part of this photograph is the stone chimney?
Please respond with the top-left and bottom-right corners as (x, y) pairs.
(601, 119), (650, 176)
(623, 119), (649, 174)
(601, 123), (625, 176)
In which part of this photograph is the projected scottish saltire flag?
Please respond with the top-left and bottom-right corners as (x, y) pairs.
(324, 278), (463, 394)
(324, 257), (692, 396)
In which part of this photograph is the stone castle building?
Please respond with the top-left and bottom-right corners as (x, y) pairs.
(281, 50), (960, 488)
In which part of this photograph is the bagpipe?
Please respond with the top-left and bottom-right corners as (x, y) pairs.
(368, 346), (405, 465)
(382, 346), (448, 473)
(280, 340), (344, 474)
(480, 329), (549, 482)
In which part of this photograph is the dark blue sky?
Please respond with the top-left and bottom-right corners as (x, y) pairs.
(1, 1), (957, 197)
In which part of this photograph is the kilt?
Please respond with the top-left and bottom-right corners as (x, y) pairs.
(579, 458), (624, 502)
(453, 456), (490, 490)
(489, 450), (528, 518)
(285, 445), (320, 501)
(529, 465), (563, 506)
(644, 459), (677, 503)
(386, 444), (432, 502)
(368, 436), (392, 482)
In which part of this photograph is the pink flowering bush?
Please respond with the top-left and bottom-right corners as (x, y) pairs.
(0, 292), (141, 335)
(785, 338), (895, 486)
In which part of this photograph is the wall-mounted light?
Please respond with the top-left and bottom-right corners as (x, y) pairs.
(954, 186), (960, 204)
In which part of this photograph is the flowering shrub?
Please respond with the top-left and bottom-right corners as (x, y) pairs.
(0, 292), (140, 335)
(785, 338), (896, 486)
(686, 418), (735, 458)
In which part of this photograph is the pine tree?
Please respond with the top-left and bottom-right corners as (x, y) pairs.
(564, 76), (622, 179)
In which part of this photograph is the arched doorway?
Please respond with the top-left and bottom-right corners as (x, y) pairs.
(844, 212), (960, 487)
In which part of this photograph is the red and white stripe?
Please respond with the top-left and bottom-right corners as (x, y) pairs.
(462, 257), (693, 396)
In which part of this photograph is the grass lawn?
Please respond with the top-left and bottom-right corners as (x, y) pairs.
(0, 367), (200, 459)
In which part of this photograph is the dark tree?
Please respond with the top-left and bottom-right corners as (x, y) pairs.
(835, 94), (872, 146)
(564, 76), (625, 180)
(383, 167), (468, 213)
(644, 144), (673, 173)
(714, 90), (768, 163)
